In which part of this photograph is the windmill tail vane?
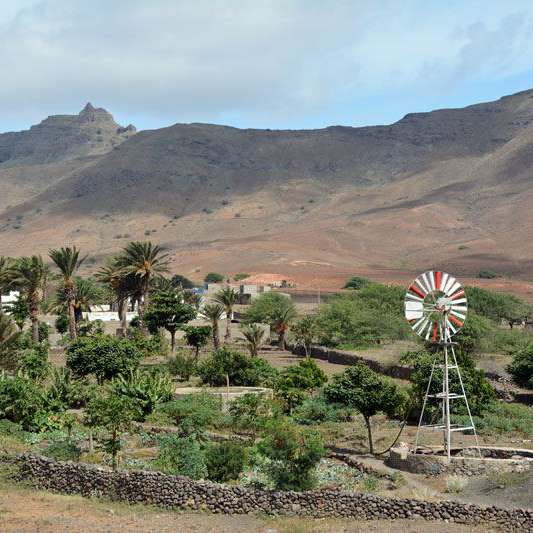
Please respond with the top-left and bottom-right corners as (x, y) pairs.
(404, 270), (480, 459)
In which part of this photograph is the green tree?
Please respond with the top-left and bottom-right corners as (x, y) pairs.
(343, 276), (371, 290)
(0, 256), (14, 307)
(114, 241), (170, 329)
(202, 303), (224, 349)
(204, 272), (224, 283)
(66, 334), (142, 383)
(10, 256), (50, 343)
(49, 246), (86, 340)
(144, 290), (196, 353)
(171, 274), (195, 289)
(85, 392), (136, 470)
(324, 364), (407, 454)
(213, 286), (239, 341)
(257, 421), (325, 490)
(7, 294), (29, 331)
(291, 315), (318, 358)
(240, 323), (265, 357)
(508, 343), (533, 388)
(206, 441), (247, 482)
(183, 325), (211, 362)
(233, 273), (250, 282)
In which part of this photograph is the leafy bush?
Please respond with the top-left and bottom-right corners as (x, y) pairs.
(158, 393), (222, 436)
(43, 439), (82, 462)
(154, 434), (207, 479)
(19, 344), (50, 381)
(244, 292), (296, 329)
(507, 343), (533, 388)
(229, 392), (278, 437)
(171, 274), (195, 289)
(204, 272), (224, 283)
(256, 420), (325, 490)
(66, 334), (142, 383)
(235, 357), (279, 387)
(77, 319), (104, 337)
(47, 367), (93, 408)
(465, 286), (529, 324)
(452, 312), (491, 355)
(55, 314), (69, 334)
(343, 276), (371, 290)
(38, 322), (50, 342)
(167, 350), (197, 381)
(446, 475), (468, 493)
(206, 441), (247, 482)
(111, 369), (173, 421)
(183, 325), (211, 360)
(233, 273), (250, 281)
(292, 397), (353, 425)
(130, 330), (169, 358)
(478, 270), (498, 279)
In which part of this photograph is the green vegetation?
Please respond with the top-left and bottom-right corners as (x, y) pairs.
(478, 270), (499, 279)
(206, 441), (247, 482)
(507, 343), (533, 388)
(183, 325), (211, 361)
(343, 276), (371, 290)
(204, 272), (224, 283)
(240, 323), (266, 357)
(233, 273), (250, 281)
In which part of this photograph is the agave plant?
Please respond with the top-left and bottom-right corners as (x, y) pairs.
(112, 369), (173, 420)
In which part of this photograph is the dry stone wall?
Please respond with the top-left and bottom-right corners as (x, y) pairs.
(12, 454), (533, 530)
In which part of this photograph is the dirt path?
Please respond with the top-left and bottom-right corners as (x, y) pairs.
(0, 482), (499, 532)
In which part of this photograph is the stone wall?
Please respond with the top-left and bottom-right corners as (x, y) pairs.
(12, 454), (533, 530)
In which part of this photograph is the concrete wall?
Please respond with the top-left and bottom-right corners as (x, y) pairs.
(12, 454), (533, 529)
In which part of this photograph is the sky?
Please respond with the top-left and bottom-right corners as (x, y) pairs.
(2, 0), (533, 132)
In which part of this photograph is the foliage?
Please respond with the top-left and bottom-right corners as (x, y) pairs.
(183, 325), (211, 359)
(43, 438), (82, 462)
(47, 367), (92, 408)
(55, 313), (69, 334)
(324, 363), (407, 453)
(233, 273), (250, 281)
(256, 420), (325, 490)
(66, 334), (142, 383)
(38, 322), (50, 342)
(154, 434), (207, 479)
(465, 286), (530, 324)
(111, 369), (173, 421)
(315, 285), (410, 347)
(7, 295), (29, 330)
(291, 315), (318, 357)
(478, 270), (498, 279)
(450, 311), (491, 355)
(214, 286), (240, 340)
(85, 391), (137, 469)
(229, 392), (278, 437)
(206, 441), (247, 482)
(129, 329), (169, 358)
(446, 475), (468, 493)
(343, 276), (371, 290)
(167, 349), (197, 381)
(77, 319), (104, 337)
(19, 344), (50, 381)
(158, 393), (222, 436)
(144, 290), (196, 351)
(240, 323), (266, 357)
(204, 272), (224, 283)
(197, 347), (278, 387)
(278, 359), (327, 390)
(0, 313), (21, 369)
(401, 349), (496, 416)
(201, 303), (224, 349)
(171, 274), (195, 289)
(292, 396), (353, 425)
(507, 343), (533, 388)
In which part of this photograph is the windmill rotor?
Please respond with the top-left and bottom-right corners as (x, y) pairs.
(405, 270), (468, 343)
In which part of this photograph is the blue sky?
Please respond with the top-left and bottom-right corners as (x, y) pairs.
(2, 0), (533, 132)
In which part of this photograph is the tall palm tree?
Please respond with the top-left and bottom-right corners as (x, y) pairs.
(202, 303), (224, 349)
(49, 246), (86, 340)
(52, 277), (104, 323)
(273, 305), (297, 350)
(115, 241), (170, 328)
(0, 256), (13, 308)
(10, 256), (49, 343)
(213, 286), (239, 341)
(241, 323), (265, 357)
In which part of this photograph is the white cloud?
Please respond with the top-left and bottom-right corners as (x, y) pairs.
(1, 0), (533, 130)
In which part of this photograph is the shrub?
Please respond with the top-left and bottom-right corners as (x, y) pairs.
(171, 274), (195, 289)
(154, 434), (207, 479)
(167, 350), (197, 381)
(204, 272), (224, 283)
(47, 367), (93, 409)
(234, 357), (279, 387)
(66, 334), (142, 383)
(206, 441), (247, 482)
(478, 270), (498, 279)
(279, 359), (327, 390)
(43, 439), (82, 462)
(233, 273), (250, 281)
(229, 393), (278, 437)
(508, 343), (533, 388)
(183, 325), (211, 360)
(111, 369), (173, 421)
(292, 397), (353, 425)
(19, 344), (50, 381)
(130, 330), (169, 358)
(38, 322), (50, 342)
(55, 314), (69, 334)
(343, 276), (371, 290)
(257, 421), (325, 490)
(446, 475), (468, 493)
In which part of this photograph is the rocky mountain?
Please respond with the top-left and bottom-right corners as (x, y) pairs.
(1, 92), (533, 291)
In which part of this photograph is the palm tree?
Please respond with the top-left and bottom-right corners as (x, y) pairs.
(115, 241), (170, 328)
(202, 303), (224, 349)
(241, 323), (265, 357)
(10, 256), (49, 343)
(0, 256), (13, 308)
(273, 305), (297, 350)
(0, 313), (21, 370)
(213, 286), (239, 341)
(53, 277), (104, 323)
(49, 246), (86, 340)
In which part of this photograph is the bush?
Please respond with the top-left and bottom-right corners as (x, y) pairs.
(66, 334), (142, 383)
(229, 393), (278, 437)
(507, 343), (533, 388)
(206, 441), (247, 482)
(235, 357), (279, 387)
(55, 314), (69, 334)
(171, 274), (195, 289)
(478, 270), (498, 279)
(47, 367), (94, 409)
(38, 322), (50, 342)
(233, 273), (250, 281)
(130, 330), (169, 358)
(154, 434), (207, 479)
(111, 369), (173, 421)
(292, 397), (353, 425)
(343, 276), (371, 290)
(446, 475), (468, 493)
(19, 345), (50, 381)
(158, 393), (222, 436)
(204, 272), (224, 283)
(43, 439), (82, 462)
(167, 350), (197, 381)
(256, 421), (325, 490)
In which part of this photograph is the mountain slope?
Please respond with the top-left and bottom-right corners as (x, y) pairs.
(1, 91), (533, 288)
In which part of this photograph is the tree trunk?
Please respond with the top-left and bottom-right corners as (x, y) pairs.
(224, 311), (231, 341)
(278, 330), (286, 350)
(111, 429), (118, 471)
(213, 321), (220, 350)
(304, 343), (309, 359)
(364, 416), (374, 455)
(170, 330), (176, 354)
(31, 308), (39, 343)
(67, 286), (77, 340)
(195, 346), (200, 363)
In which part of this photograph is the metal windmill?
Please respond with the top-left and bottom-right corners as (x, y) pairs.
(404, 271), (480, 459)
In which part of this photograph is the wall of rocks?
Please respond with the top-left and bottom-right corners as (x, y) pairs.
(12, 454), (533, 530)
